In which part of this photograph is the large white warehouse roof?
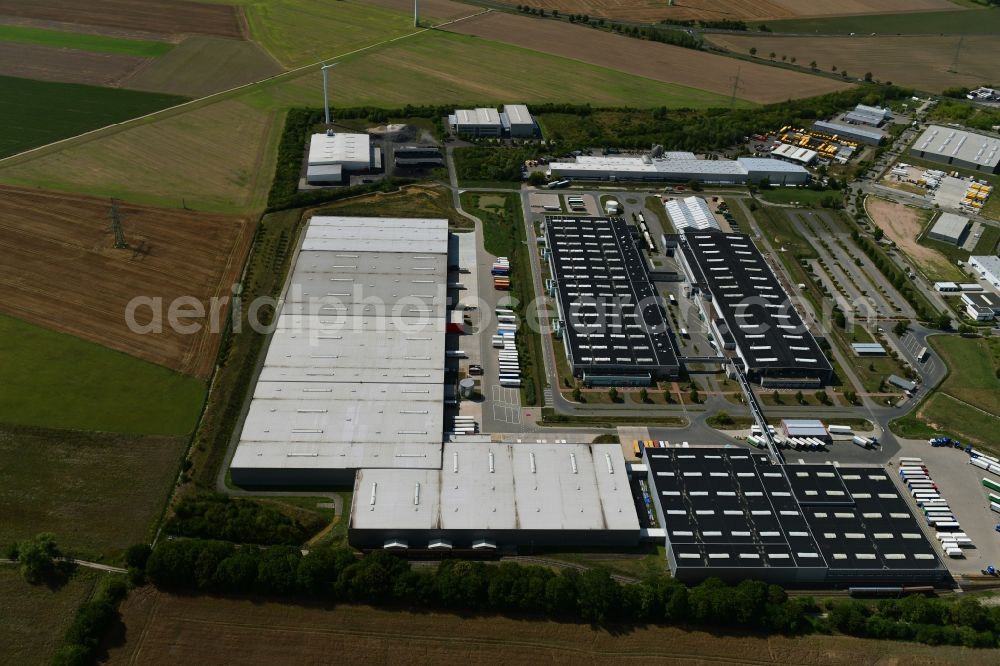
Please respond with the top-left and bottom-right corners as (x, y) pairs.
(308, 133), (371, 170)
(913, 125), (1000, 170)
(230, 216), (450, 483)
(351, 442), (639, 533)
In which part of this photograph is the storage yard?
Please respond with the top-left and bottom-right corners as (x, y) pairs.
(443, 12), (851, 104)
(0, 186), (253, 378)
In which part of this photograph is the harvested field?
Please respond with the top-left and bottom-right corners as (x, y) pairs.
(489, 0), (955, 22)
(0, 186), (254, 378)
(443, 12), (850, 103)
(106, 589), (1000, 666)
(0, 0), (245, 39)
(0, 98), (277, 212)
(1, 569), (98, 666)
(865, 197), (957, 282)
(0, 425), (190, 557)
(0, 41), (146, 87)
(0, 14), (173, 42)
(706, 34), (1000, 93)
(122, 36), (282, 97)
(362, 0), (477, 21)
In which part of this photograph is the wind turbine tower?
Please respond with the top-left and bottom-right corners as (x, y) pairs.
(321, 62), (338, 129)
(414, 0), (419, 27)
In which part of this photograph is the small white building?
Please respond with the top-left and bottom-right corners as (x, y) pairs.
(450, 108), (503, 137)
(307, 132), (374, 184)
(969, 255), (1000, 288)
(934, 281), (961, 293)
(926, 212), (970, 246)
(771, 143), (817, 166)
(502, 104), (537, 138)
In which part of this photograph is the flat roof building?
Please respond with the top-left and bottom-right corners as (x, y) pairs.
(677, 232), (833, 388)
(771, 143), (818, 166)
(969, 255), (1000, 288)
(845, 104), (891, 127)
(664, 196), (720, 233)
(812, 120), (885, 146)
(349, 442), (641, 550)
(851, 342), (886, 356)
(927, 212), (971, 246)
(501, 104), (537, 138)
(545, 216), (679, 384)
(308, 133), (374, 180)
(450, 107), (503, 137)
(644, 447), (947, 585)
(962, 292), (1000, 321)
(910, 125), (1000, 173)
(548, 155), (809, 186)
(781, 419), (830, 442)
(230, 216), (450, 486)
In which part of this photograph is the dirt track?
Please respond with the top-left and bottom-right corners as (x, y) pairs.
(486, 0), (954, 22)
(0, 186), (254, 379)
(0, 0), (245, 39)
(443, 12), (850, 104)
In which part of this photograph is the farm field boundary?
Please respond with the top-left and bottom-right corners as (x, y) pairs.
(443, 11), (851, 104)
(755, 7), (997, 34)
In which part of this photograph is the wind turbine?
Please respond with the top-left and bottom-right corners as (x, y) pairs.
(321, 62), (339, 129)
(414, 0), (419, 27)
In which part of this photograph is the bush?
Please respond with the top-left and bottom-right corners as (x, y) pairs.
(165, 493), (324, 546)
(52, 575), (129, 665)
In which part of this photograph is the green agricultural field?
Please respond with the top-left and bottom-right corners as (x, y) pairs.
(121, 36), (283, 97)
(0, 24), (173, 57)
(0, 315), (206, 436)
(0, 426), (188, 559)
(242, 0), (420, 67)
(0, 75), (186, 158)
(0, 568), (98, 666)
(755, 8), (1000, 35)
(894, 335), (1000, 452)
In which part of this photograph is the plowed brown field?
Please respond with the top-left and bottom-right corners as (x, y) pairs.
(0, 42), (146, 87)
(362, 0), (477, 21)
(443, 12), (850, 103)
(707, 33), (1000, 93)
(488, 0), (955, 22)
(0, 186), (254, 378)
(105, 588), (1000, 666)
(0, 0), (245, 39)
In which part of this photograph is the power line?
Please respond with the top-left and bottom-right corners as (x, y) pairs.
(109, 198), (127, 249)
(729, 65), (743, 109)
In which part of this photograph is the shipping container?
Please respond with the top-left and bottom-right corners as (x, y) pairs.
(828, 425), (853, 435)
(983, 478), (1000, 493)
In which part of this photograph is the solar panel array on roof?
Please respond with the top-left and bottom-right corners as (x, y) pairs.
(644, 448), (948, 584)
(545, 216), (679, 380)
(679, 233), (832, 385)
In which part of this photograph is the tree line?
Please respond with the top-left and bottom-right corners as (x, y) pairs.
(133, 538), (1000, 649)
(165, 493), (325, 546)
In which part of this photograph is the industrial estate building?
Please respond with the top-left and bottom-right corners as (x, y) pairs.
(910, 125), (1000, 173)
(230, 216), (450, 486)
(969, 255), (1000, 288)
(812, 120), (885, 146)
(926, 212), (971, 246)
(449, 104), (538, 138)
(677, 233), (833, 388)
(306, 132), (380, 185)
(664, 196), (720, 232)
(547, 154), (809, 185)
(644, 447), (947, 585)
(962, 292), (1000, 321)
(544, 216), (680, 385)
(349, 442), (640, 550)
(771, 143), (818, 166)
(844, 104), (891, 127)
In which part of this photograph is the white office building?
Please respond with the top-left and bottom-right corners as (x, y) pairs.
(969, 255), (1000, 288)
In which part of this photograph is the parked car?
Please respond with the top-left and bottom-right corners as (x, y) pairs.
(468, 364), (483, 376)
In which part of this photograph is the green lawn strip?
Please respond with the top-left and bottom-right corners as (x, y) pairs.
(540, 408), (687, 428)
(0, 24), (172, 57)
(0, 314), (205, 436)
(758, 187), (842, 207)
(0, 75), (186, 158)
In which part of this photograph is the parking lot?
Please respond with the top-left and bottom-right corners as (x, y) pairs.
(890, 439), (1000, 576)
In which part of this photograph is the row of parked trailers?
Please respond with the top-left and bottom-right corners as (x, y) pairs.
(495, 304), (521, 388)
(492, 256), (510, 291)
(631, 440), (691, 456)
(449, 416), (479, 436)
(898, 458), (970, 558)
